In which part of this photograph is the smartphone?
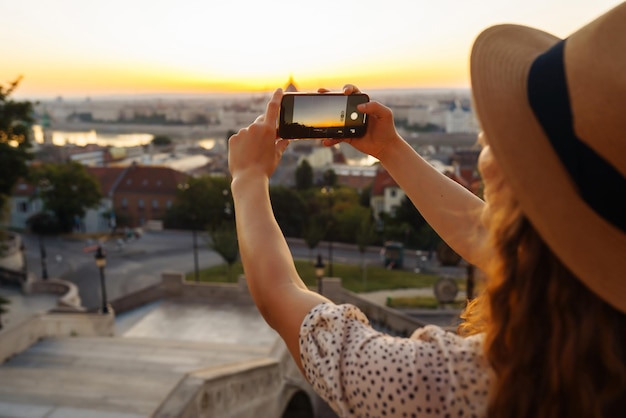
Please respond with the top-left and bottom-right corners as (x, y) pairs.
(278, 93), (369, 139)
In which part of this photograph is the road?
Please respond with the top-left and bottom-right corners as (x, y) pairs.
(21, 230), (409, 310)
(21, 231), (223, 310)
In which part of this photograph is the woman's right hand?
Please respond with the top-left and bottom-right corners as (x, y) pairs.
(320, 84), (403, 161)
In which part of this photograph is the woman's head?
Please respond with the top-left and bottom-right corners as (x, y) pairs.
(465, 4), (626, 417)
(470, 3), (626, 313)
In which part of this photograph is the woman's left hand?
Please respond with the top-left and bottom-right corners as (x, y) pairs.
(228, 88), (290, 183)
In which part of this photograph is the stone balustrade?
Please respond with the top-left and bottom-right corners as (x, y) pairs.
(25, 278), (85, 312)
(0, 311), (115, 364)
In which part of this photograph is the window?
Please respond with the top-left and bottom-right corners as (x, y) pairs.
(17, 201), (29, 213)
(138, 199), (144, 210)
(121, 198), (128, 208)
(152, 199), (159, 209)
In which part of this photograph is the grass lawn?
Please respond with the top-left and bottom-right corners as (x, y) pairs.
(387, 296), (467, 309)
(186, 259), (447, 293)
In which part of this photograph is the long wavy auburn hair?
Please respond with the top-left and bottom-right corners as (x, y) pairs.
(459, 177), (626, 418)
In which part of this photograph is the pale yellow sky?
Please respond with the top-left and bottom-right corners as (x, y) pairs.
(1, 0), (622, 98)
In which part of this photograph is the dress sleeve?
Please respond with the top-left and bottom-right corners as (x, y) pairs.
(299, 303), (491, 418)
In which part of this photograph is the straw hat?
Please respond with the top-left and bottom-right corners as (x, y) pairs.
(470, 2), (626, 313)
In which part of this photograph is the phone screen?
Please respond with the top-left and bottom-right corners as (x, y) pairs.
(279, 93), (368, 139)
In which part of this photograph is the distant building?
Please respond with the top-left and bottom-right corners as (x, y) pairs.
(111, 163), (189, 228)
(285, 76), (298, 92)
(333, 164), (377, 191)
(84, 166), (127, 232)
(6, 180), (43, 231)
(370, 168), (405, 219)
(445, 99), (478, 133)
(407, 104), (430, 127)
(5, 164), (189, 233)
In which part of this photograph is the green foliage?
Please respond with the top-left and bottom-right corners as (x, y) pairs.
(355, 212), (376, 254)
(295, 159), (313, 190)
(207, 223), (239, 281)
(187, 259), (440, 294)
(374, 195), (442, 250)
(26, 211), (62, 235)
(151, 135), (172, 146)
(301, 219), (325, 255)
(358, 185), (372, 208)
(394, 195), (427, 232)
(0, 77), (34, 213)
(270, 186), (307, 237)
(322, 169), (337, 187)
(386, 295), (466, 309)
(30, 161), (102, 233)
(165, 175), (232, 231)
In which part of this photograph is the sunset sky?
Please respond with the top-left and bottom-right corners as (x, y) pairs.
(1, 0), (622, 99)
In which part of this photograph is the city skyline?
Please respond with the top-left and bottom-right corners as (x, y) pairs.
(1, 0), (622, 99)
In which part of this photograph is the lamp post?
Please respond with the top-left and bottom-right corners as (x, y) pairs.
(190, 214), (199, 282)
(94, 245), (109, 314)
(314, 254), (325, 295)
(322, 185), (334, 277)
(38, 235), (48, 280)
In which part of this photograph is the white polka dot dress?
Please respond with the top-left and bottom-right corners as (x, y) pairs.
(299, 303), (491, 418)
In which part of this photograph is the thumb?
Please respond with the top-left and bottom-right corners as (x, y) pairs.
(358, 101), (392, 121)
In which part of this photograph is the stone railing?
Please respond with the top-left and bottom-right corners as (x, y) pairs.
(154, 358), (283, 418)
(161, 271), (254, 305)
(111, 281), (164, 314)
(0, 311), (115, 364)
(320, 277), (428, 336)
(24, 278), (85, 312)
(153, 356), (316, 418)
(158, 272), (425, 336)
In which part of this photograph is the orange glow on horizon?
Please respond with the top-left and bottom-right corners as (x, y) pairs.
(5, 55), (470, 99)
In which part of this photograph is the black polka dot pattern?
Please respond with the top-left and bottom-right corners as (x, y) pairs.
(299, 303), (491, 418)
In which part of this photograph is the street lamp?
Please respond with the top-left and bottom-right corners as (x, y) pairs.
(38, 235), (48, 280)
(190, 214), (199, 282)
(314, 254), (325, 294)
(94, 245), (109, 314)
(321, 185), (334, 277)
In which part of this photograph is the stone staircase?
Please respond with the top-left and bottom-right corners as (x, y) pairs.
(0, 336), (272, 418)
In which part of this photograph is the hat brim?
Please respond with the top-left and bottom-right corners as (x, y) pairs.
(470, 24), (626, 312)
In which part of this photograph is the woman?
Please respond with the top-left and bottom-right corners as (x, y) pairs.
(228, 3), (626, 417)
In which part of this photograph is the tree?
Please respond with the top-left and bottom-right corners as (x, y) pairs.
(26, 211), (62, 235)
(270, 186), (307, 237)
(322, 169), (337, 187)
(30, 161), (102, 233)
(207, 223), (239, 281)
(0, 77), (34, 215)
(165, 175), (232, 231)
(301, 219), (325, 261)
(151, 135), (172, 146)
(355, 212), (377, 288)
(394, 195), (427, 234)
(295, 159), (313, 190)
(355, 212), (376, 260)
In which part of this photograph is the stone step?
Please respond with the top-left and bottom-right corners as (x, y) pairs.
(0, 336), (274, 417)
